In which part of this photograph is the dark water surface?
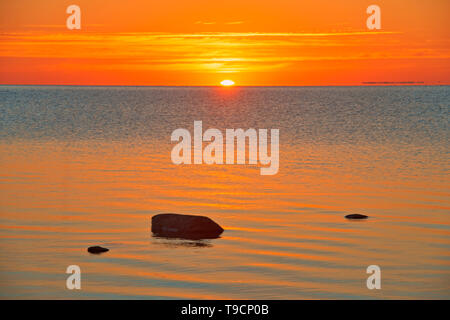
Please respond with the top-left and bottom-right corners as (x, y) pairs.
(0, 86), (448, 299)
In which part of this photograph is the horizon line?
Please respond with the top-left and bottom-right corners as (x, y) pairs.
(0, 83), (448, 88)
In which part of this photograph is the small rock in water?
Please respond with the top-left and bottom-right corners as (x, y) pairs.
(152, 213), (224, 240)
(345, 214), (368, 220)
(87, 246), (109, 254)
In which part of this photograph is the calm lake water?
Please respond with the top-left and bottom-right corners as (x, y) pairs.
(0, 85), (449, 299)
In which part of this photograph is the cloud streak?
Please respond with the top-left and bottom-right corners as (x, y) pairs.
(0, 30), (448, 84)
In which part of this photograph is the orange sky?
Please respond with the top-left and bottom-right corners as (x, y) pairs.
(0, 0), (449, 86)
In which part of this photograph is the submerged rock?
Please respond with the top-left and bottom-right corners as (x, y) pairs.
(152, 213), (224, 240)
(345, 214), (368, 220)
(87, 246), (109, 254)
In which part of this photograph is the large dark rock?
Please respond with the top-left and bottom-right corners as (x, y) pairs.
(87, 246), (109, 254)
(345, 214), (368, 220)
(152, 213), (224, 240)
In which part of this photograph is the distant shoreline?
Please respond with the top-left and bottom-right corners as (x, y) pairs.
(362, 81), (425, 85)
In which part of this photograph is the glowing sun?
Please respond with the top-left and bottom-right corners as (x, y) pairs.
(220, 79), (235, 86)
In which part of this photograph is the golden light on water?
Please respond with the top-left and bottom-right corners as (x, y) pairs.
(220, 80), (235, 86)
